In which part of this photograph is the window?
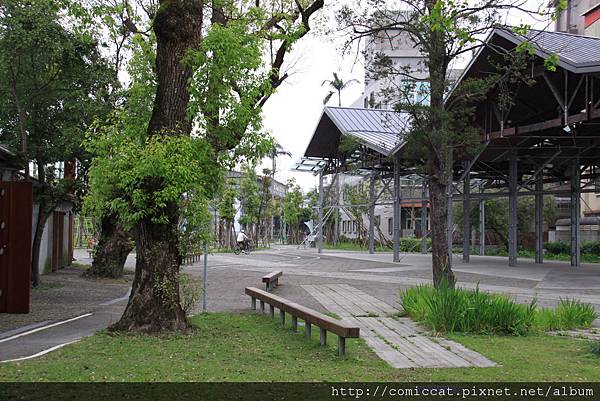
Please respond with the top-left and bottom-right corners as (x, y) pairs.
(342, 221), (347, 234)
(374, 215), (381, 227)
(388, 217), (393, 235)
(353, 221), (357, 233)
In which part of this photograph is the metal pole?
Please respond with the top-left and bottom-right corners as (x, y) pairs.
(571, 156), (581, 267)
(508, 151), (518, 267)
(535, 174), (544, 264)
(447, 146), (454, 268)
(421, 181), (428, 254)
(478, 183), (485, 256)
(393, 156), (401, 262)
(318, 170), (324, 254)
(462, 161), (471, 263)
(368, 173), (376, 254)
(334, 173), (339, 245)
(202, 242), (208, 312)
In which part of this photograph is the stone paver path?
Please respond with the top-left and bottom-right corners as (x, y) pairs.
(302, 284), (496, 369)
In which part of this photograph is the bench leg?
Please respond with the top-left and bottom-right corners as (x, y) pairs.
(269, 305), (274, 318)
(305, 322), (311, 339)
(251, 297), (256, 310)
(320, 328), (327, 346)
(338, 336), (346, 356)
(266, 282), (272, 292)
(279, 310), (285, 326)
(260, 300), (265, 312)
(291, 316), (297, 332)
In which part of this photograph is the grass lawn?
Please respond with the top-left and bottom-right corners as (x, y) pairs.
(1, 313), (598, 381)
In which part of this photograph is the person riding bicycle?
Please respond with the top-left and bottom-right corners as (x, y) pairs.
(236, 229), (250, 252)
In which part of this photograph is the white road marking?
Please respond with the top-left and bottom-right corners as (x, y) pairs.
(99, 289), (131, 306)
(0, 340), (80, 363)
(0, 313), (92, 344)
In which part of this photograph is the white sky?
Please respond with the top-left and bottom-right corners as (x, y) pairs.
(257, 1), (554, 192)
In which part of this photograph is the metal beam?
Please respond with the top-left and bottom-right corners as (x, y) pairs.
(462, 161), (471, 263)
(571, 156), (581, 267)
(447, 146), (454, 267)
(478, 183), (485, 256)
(535, 173), (544, 264)
(368, 172), (376, 254)
(421, 182), (428, 254)
(393, 156), (401, 262)
(317, 170), (324, 254)
(508, 151), (518, 267)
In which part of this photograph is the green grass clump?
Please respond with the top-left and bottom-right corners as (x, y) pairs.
(590, 341), (600, 357)
(401, 284), (535, 335)
(401, 285), (597, 335)
(535, 299), (598, 331)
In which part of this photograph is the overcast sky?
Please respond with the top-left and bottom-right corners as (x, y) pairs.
(258, 1), (554, 192)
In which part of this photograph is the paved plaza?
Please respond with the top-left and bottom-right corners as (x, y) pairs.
(2, 246), (600, 364)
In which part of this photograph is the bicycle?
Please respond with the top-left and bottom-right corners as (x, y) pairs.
(234, 240), (255, 255)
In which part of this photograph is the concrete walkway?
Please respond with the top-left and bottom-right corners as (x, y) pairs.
(0, 293), (128, 363)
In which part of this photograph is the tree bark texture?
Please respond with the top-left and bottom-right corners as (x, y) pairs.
(87, 214), (133, 278)
(111, 0), (203, 333)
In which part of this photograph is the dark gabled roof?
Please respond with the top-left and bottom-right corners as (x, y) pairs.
(0, 143), (23, 169)
(304, 106), (410, 158)
(494, 27), (600, 72)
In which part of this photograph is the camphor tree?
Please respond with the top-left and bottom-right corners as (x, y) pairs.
(217, 183), (238, 248)
(338, 0), (562, 288)
(0, 0), (115, 285)
(87, 0), (324, 332)
(283, 178), (305, 244)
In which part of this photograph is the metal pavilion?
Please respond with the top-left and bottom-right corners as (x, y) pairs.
(298, 27), (600, 268)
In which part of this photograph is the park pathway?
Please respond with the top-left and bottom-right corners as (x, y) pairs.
(302, 284), (496, 369)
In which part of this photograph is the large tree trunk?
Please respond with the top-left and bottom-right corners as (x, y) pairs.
(426, 5), (456, 289)
(87, 214), (132, 278)
(31, 201), (50, 287)
(428, 158), (455, 288)
(111, 0), (203, 333)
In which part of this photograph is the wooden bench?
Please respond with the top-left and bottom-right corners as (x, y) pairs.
(245, 286), (359, 356)
(262, 271), (282, 291)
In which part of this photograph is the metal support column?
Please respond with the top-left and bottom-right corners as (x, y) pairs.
(421, 182), (428, 254)
(368, 173), (376, 254)
(478, 183), (485, 256)
(317, 170), (324, 254)
(462, 161), (471, 263)
(447, 146), (454, 268)
(393, 156), (401, 262)
(508, 151), (518, 267)
(535, 173), (544, 264)
(571, 156), (581, 267)
(334, 174), (339, 245)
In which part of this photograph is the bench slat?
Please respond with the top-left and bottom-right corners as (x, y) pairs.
(245, 287), (359, 338)
(262, 271), (282, 283)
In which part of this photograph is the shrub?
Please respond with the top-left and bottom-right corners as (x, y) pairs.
(179, 273), (203, 316)
(399, 237), (431, 252)
(544, 241), (570, 255)
(401, 284), (535, 335)
(581, 241), (600, 256)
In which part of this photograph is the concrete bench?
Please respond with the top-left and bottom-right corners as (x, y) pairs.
(262, 271), (282, 291)
(245, 286), (359, 356)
